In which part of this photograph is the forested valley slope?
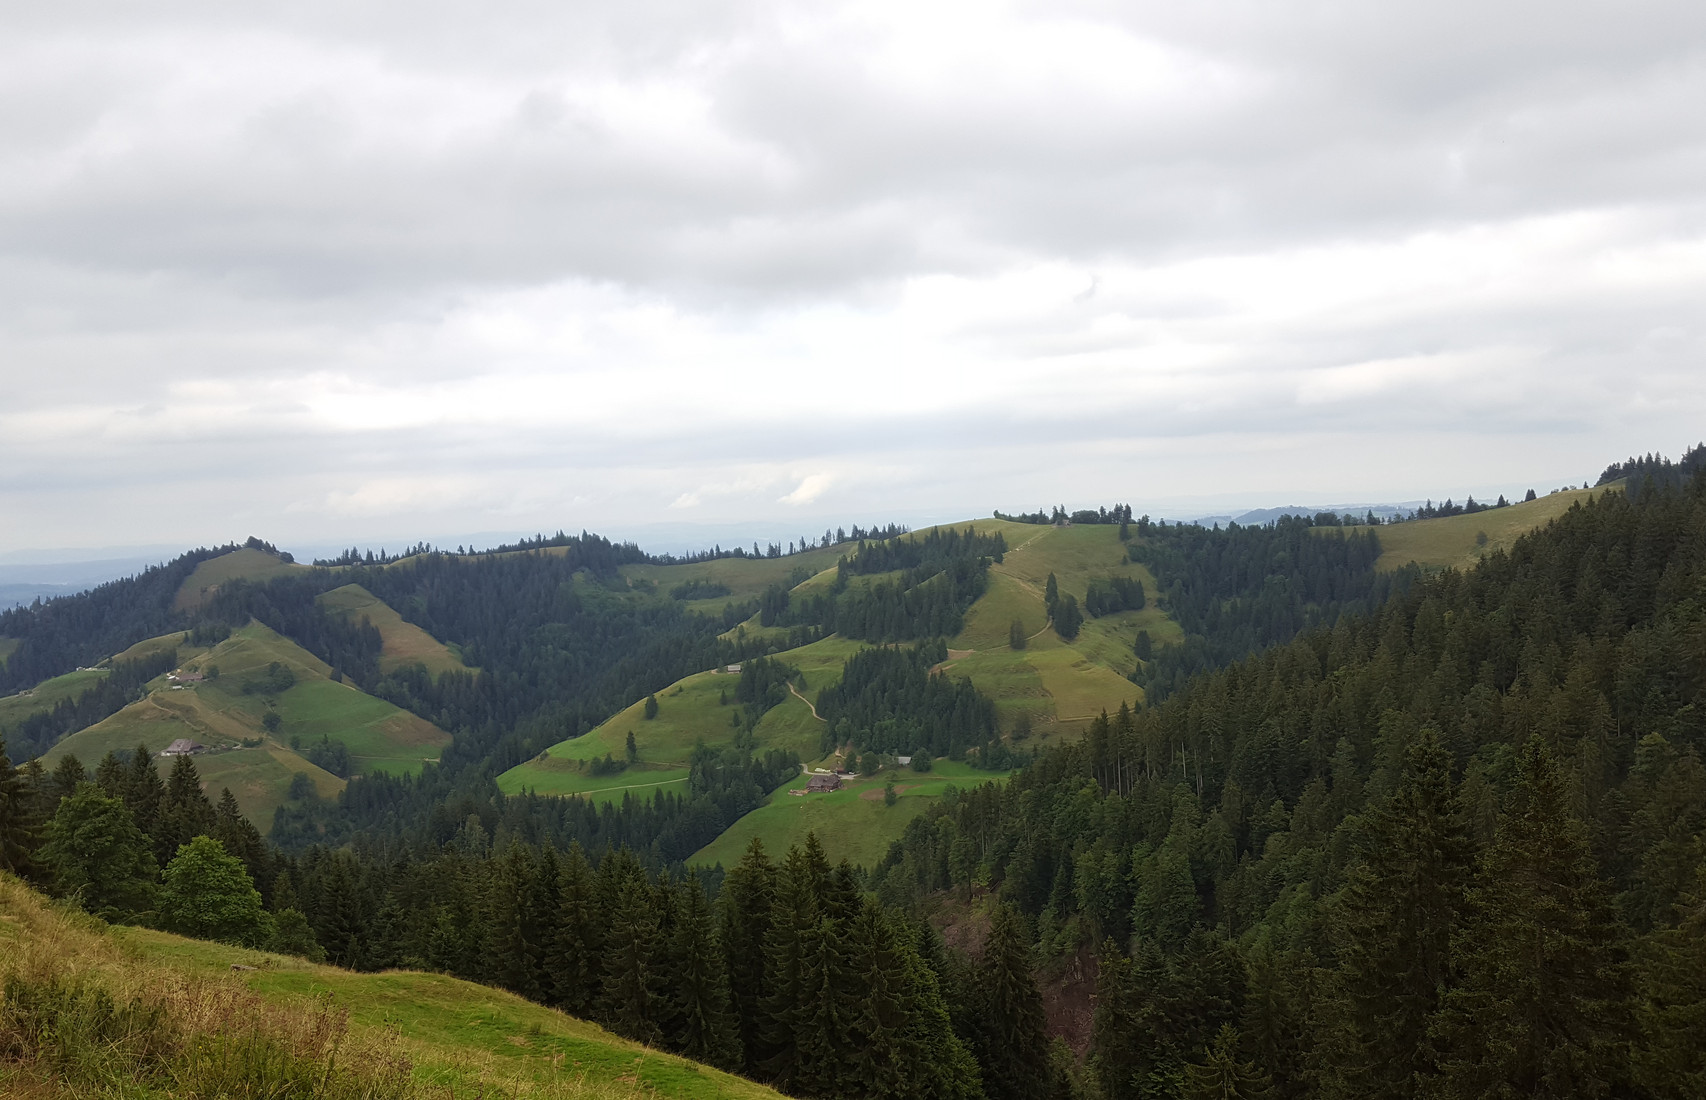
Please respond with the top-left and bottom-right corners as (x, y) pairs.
(2, 451), (1705, 1098)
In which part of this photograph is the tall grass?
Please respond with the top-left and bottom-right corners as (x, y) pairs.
(0, 875), (642, 1099)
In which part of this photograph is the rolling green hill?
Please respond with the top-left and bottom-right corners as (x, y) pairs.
(1366, 484), (1619, 573)
(0, 873), (783, 1100)
(501, 521), (1161, 866)
(0, 667), (110, 733)
(174, 546), (313, 612)
(40, 621), (452, 823)
(691, 759), (1010, 870)
(316, 583), (470, 675)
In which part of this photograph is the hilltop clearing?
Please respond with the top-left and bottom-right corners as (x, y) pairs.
(174, 546), (312, 612)
(316, 583), (470, 675)
(40, 621), (449, 823)
(1366, 483), (1617, 572)
(0, 873), (782, 1100)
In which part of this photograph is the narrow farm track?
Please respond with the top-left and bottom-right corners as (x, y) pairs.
(790, 682), (824, 721)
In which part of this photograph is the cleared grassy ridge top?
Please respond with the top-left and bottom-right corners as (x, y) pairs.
(0, 668), (109, 732)
(1365, 485), (1618, 573)
(0, 874), (783, 1100)
(316, 583), (469, 676)
(692, 760), (1011, 871)
(174, 547), (311, 612)
(39, 622), (451, 822)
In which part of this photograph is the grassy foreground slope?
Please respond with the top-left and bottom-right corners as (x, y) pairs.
(0, 874), (782, 1100)
(316, 583), (471, 675)
(1367, 484), (1618, 573)
(40, 622), (451, 822)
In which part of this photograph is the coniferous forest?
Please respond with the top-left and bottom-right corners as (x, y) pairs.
(4, 467), (1706, 1098)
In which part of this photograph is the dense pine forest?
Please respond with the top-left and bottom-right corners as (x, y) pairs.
(5, 468), (1706, 1098)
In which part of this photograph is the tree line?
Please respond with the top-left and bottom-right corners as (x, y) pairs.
(870, 477), (1706, 1098)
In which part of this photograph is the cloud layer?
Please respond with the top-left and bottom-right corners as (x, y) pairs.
(3, 0), (1705, 551)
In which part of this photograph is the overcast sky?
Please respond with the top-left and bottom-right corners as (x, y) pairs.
(3, 0), (1704, 556)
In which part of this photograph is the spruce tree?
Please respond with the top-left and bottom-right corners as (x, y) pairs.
(719, 837), (775, 1073)
(1329, 727), (1475, 1099)
(758, 838), (829, 1086)
(212, 787), (270, 895)
(547, 841), (601, 1015)
(120, 744), (164, 839)
(978, 903), (1051, 1100)
(1634, 867), (1706, 1097)
(487, 839), (544, 999)
(51, 754), (86, 800)
(0, 736), (36, 874)
(602, 874), (665, 1045)
(1423, 737), (1635, 1099)
(668, 872), (739, 1067)
(1183, 1024), (1275, 1100)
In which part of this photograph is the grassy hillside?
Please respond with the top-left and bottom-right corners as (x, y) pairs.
(41, 622), (451, 822)
(174, 547), (313, 612)
(1366, 484), (1618, 573)
(950, 521), (1165, 739)
(0, 873), (783, 1100)
(316, 583), (470, 676)
(503, 523), (1164, 856)
(618, 545), (846, 615)
(691, 760), (1010, 871)
(0, 667), (109, 733)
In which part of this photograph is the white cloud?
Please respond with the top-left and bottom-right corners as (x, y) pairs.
(2, 0), (1705, 551)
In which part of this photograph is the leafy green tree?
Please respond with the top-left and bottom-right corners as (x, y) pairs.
(1423, 738), (1635, 1099)
(267, 906), (327, 962)
(1328, 727), (1475, 1100)
(1134, 629), (1154, 661)
(1044, 573), (1059, 616)
(644, 693), (659, 719)
(39, 783), (157, 920)
(1010, 619), (1027, 650)
(626, 729), (640, 763)
(884, 775), (899, 806)
(160, 834), (268, 945)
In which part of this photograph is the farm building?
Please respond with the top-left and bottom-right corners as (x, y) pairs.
(805, 774), (842, 793)
(161, 739), (204, 756)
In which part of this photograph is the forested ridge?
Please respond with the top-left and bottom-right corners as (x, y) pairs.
(7, 470), (1706, 1098)
(870, 478), (1706, 1097)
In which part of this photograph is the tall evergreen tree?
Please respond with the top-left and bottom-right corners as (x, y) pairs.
(668, 872), (739, 1067)
(1183, 1025), (1275, 1100)
(978, 903), (1051, 1100)
(1634, 867), (1706, 1097)
(720, 837), (776, 1074)
(0, 736), (37, 875)
(487, 839), (545, 1000)
(119, 743), (164, 841)
(546, 841), (601, 1015)
(1423, 737), (1635, 1099)
(1327, 727), (1475, 1099)
(602, 874), (665, 1045)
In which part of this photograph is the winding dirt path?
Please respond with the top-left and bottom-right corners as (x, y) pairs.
(790, 682), (824, 721)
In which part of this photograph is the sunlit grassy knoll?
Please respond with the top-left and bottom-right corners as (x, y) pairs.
(38, 621), (446, 820)
(620, 544), (846, 605)
(0, 873), (782, 1100)
(497, 650), (852, 802)
(691, 760), (1010, 871)
(316, 583), (469, 676)
(1364, 484), (1619, 573)
(0, 668), (109, 731)
(173, 547), (314, 612)
(109, 629), (205, 665)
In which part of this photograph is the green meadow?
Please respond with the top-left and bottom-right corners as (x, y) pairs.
(1366, 484), (1618, 573)
(0, 667), (109, 732)
(691, 760), (1011, 871)
(174, 547), (313, 612)
(317, 582), (470, 676)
